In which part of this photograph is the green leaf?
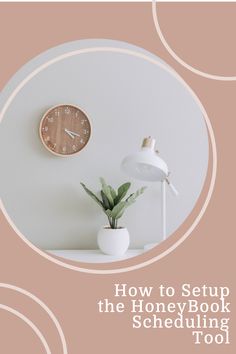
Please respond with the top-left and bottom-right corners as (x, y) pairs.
(115, 209), (126, 220)
(99, 177), (114, 207)
(109, 185), (117, 201)
(111, 186), (147, 220)
(126, 186), (147, 203)
(101, 190), (110, 210)
(105, 209), (112, 217)
(115, 182), (131, 204)
(103, 186), (114, 207)
(110, 201), (127, 219)
(99, 177), (107, 189)
(80, 183), (104, 209)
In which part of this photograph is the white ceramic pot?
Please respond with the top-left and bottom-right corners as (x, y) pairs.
(97, 227), (130, 256)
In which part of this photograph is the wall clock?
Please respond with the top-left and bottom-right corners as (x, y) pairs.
(39, 104), (91, 156)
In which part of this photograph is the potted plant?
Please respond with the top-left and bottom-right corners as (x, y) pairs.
(80, 178), (146, 256)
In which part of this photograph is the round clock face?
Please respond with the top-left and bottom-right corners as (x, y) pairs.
(39, 104), (91, 156)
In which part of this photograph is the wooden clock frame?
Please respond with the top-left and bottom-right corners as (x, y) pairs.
(39, 104), (92, 157)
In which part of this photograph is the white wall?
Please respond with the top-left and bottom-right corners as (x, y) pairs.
(0, 39), (209, 249)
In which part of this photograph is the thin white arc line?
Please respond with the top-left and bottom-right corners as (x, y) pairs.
(152, 0), (236, 81)
(0, 304), (51, 354)
(0, 46), (217, 274)
(0, 283), (68, 354)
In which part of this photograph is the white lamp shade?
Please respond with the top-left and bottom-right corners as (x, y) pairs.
(121, 148), (169, 182)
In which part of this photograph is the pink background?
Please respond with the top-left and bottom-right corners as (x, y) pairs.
(0, 3), (235, 353)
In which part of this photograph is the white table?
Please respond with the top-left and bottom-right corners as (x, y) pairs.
(47, 249), (144, 263)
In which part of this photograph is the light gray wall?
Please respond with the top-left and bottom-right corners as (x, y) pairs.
(0, 39), (209, 249)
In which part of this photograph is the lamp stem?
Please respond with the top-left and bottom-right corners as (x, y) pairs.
(162, 180), (167, 240)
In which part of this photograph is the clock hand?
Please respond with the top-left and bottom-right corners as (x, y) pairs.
(65, 129), (80, 138)
(64, 129), (75, 139)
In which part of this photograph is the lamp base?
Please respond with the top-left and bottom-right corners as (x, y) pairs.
(143, 243), (158, 251)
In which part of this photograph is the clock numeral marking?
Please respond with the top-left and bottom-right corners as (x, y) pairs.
(75, 112), (79, 117)
(62, 146), (67, 152)
(44, 126), (48, 132)
(65, 107), (71, 114)
(45, 136), (50, 142)
(47, 117), (54, 123)
(81, 119), (85, 126)
(72, 145), (77, 151)
(80, 138), (84, 144)
(83, 129), (89, 135)
(54, 110), (60, 117)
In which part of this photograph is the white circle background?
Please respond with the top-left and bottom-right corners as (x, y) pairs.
(0, 40), (217, 274)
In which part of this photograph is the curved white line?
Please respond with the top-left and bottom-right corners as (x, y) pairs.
(0, 46), (217, 274)
(152, 0), (236, 81)
(0, 304), (51, 354)
(0, 283), (67, 354)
